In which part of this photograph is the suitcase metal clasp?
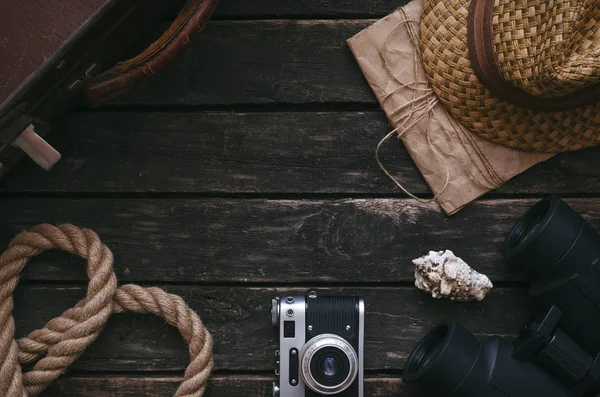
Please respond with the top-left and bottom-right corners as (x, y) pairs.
(0, 103), (61, 174)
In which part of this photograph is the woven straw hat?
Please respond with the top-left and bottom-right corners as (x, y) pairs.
(420, 0), (600, 152)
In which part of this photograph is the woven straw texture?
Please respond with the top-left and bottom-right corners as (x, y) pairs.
(420, 0), (600, 152)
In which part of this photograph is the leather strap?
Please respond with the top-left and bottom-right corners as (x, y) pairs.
(467, 0), (600, 111)
(83, 0), (219, 106)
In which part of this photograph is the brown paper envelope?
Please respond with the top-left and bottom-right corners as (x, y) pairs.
(347, 0), (553, 215)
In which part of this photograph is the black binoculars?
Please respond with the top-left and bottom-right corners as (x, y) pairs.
(403, 196), (600, 397)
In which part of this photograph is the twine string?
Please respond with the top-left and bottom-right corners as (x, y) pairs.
(375, 15), (451, 203)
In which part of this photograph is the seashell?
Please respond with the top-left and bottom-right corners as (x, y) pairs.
(412, 250), (493, 301)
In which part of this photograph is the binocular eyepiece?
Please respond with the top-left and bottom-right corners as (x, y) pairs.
(403, 196), (600, 397)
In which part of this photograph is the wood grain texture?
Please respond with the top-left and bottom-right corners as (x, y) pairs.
(14, 286), (531, 372)
(1, 112), (599, 195)
(42, 375), (417, 397)
(4, 3), (594, 395)
(212, 0), (407, 18)
(4, 198), (599, 283)
(106, 20), (376, 106)
(0, 111), (415, 193)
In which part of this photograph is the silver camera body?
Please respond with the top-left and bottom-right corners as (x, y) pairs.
(271, 292), (364, 397)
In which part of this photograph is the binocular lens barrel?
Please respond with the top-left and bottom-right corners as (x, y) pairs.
(503, 196), (600, 353)
(403, 197), (600, 397)
(403, 323), (567, 397)
(403, 323), (480, 395)
(502, 196), (591, 279)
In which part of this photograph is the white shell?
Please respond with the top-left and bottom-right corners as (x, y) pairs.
(412, 250), (493, 301)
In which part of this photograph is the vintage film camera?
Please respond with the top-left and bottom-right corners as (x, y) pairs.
(402, 196), (600, 397)
(271, 292), (365, 397)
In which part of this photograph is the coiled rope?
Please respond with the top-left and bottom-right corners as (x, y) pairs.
(0, 224), (213, 397)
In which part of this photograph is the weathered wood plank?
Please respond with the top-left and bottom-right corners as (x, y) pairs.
(107, 21), (376, 106)
(1, 112), (599, 195)
(44, 375), (416, 397)
(213, 0), (407, 18)
(14, 286), (531, 372)
(0, 111), (419, 193)
(3, 198), (599, 283)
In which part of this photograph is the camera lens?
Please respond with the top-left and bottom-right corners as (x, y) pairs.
(320, 356), (339, 377)
(300, 334), (358, 395)
(312, 348), (349, 385)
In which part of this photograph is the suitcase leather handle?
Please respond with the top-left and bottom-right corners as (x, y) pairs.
(83, 0), (219, 106)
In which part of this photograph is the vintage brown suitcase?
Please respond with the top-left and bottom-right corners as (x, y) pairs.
(0, 0), (218, 179)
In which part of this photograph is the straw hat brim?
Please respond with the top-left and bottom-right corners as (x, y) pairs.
(420, 0), (600, 153)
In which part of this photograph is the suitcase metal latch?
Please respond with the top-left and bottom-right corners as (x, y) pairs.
(0, 103), (61, 172)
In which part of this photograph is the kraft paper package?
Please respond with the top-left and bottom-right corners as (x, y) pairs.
(347, 0), (553, 215)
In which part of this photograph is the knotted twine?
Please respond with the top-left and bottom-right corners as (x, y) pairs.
(374, 11), (451, 204)
(0, 224), (214, 397)
(373, 8), (518, 201)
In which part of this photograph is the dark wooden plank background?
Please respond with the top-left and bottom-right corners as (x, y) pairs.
(2, 1), (598, 396)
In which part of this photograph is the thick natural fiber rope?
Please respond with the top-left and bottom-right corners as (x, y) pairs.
(0, 224), (213, 397)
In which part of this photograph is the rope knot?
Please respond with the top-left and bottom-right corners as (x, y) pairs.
(0, 224), (213, 397)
